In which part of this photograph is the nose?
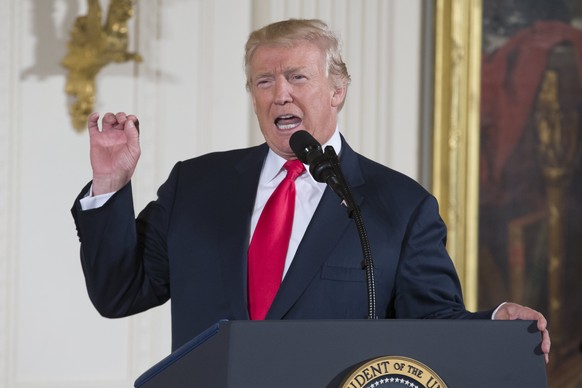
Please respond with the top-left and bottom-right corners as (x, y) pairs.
(274, 78), (292, 105)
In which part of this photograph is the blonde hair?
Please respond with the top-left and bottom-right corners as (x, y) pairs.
(244, 19), (351, 92)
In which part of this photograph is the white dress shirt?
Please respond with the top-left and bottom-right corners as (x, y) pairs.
(250, 129), (342, 278)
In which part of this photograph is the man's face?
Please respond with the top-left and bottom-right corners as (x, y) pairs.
(248, 41), (346, 159)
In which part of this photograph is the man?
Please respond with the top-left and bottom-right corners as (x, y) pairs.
(71, 19), (550, 361)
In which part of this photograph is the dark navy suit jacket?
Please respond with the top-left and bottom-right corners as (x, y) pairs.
(72, 139), (493, 351)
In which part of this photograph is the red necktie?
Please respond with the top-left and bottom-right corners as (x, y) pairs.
(248, 159), (305, 320)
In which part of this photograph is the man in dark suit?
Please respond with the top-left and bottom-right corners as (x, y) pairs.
(71, 19), (550, 361)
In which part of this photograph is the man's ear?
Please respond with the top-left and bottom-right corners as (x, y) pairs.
(331, 86), (347, 107)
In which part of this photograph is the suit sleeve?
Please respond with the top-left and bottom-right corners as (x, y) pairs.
(393, 195), (493, 319)
(71, 166), (180, 318)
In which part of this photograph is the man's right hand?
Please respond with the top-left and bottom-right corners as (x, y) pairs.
(88, 112), (141, 196)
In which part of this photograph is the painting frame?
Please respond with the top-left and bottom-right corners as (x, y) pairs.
(431, 0), (482, 311)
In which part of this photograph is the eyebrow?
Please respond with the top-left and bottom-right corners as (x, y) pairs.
(253, 65), (311, 78)
(284, 66), (308, 75)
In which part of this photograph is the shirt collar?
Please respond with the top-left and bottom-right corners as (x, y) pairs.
(263, 127), (342, 183)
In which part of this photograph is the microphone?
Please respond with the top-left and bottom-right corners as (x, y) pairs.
(289, 130), (349, 204)
(289, 130), (378, 319)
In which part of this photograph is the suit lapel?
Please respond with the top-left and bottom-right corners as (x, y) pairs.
(267, 140), (365, 319)
(217, 144), (268, 319)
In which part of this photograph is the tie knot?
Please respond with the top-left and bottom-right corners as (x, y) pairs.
(283, 159), (305, 180)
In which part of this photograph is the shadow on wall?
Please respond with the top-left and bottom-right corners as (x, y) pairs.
(21, 0), (79, 80)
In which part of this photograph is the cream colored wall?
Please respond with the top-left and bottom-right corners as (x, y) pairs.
(0, 0), (423, 386)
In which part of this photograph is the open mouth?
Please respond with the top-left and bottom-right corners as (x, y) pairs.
(275, 114), (302, 130)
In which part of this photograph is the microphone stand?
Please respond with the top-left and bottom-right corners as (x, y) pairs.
(324, 146), (378, 320)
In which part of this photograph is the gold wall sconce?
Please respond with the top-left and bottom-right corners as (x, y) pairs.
(61, 0), (142, 131)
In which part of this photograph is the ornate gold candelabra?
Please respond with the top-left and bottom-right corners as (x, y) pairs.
(61, 0), (142, 131)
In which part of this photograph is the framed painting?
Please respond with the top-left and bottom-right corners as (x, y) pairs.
(431, 0), (582, 384)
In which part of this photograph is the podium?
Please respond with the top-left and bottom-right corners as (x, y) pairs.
(134, 319), (547, 387)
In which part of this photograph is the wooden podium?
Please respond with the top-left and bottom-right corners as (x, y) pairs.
(135, 319), (547, 387)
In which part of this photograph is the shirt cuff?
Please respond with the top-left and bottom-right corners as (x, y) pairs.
(79, 185), (115, 210)
(491, 301), (507, 320)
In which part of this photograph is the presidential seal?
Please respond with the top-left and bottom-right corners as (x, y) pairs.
(341, 356), (447, 388)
